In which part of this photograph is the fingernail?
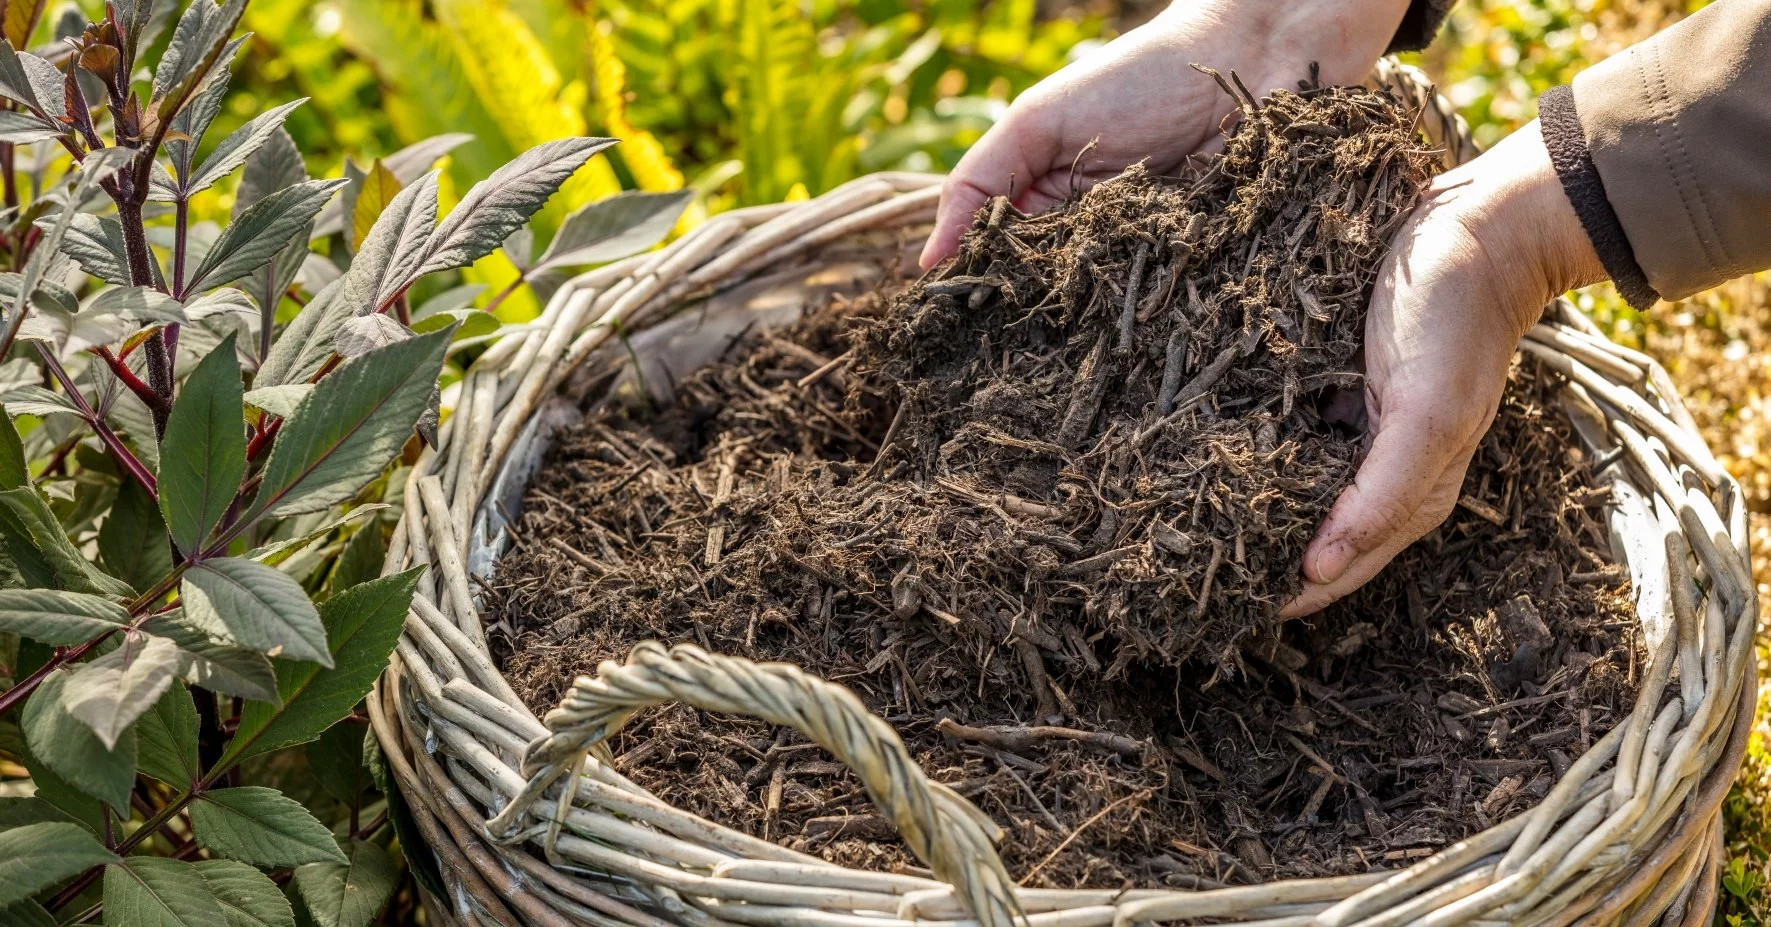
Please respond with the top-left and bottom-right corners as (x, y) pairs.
(1311, 540), (1356, 585)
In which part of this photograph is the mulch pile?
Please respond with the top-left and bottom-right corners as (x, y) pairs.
(485, 78), (1641, 887)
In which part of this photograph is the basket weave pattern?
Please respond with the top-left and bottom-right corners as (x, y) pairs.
(371, 60), (1756, 927)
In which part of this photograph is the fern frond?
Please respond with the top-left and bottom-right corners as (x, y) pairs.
(588, 19), (685, 192)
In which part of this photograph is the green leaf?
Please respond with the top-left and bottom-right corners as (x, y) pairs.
(54, 214), (132, 287)
(105, 858), (229, 927)
(0, 488), (136, 596)
(309, 133), (470, 239)
(186, 180), (347, 295)
(183, 99), (307, 197)
(0, 589), (131, 645)
(0, 109), (62, 143)
(150, 0), (248, 126)
(0, 796), (78, 829)
(0, 385), (80, 419)
(88, 287), (190, 325)
(137, 681), (200, 788)
(305, 723), (369, 807)
(193, 860), (295, 927)
(0, 821), (118, 906)
(291, 839), (396, 927)
(139, 612), (280, 704)
(22, 671), (137, 812)
(242, 385), (312, 420)
(0, 41), (46, 113)
(100, 479), (175, 594)
(222, 568), (421, 768)
(0, 900), (56, 927)
(181, 558), (331, 667)
(331, 314), (409, 358)
(234, 126), (308, 217)
(349, 161), (401, 251)
(337, 171), (439, 316)
(190, 788), (348, 868)
(61, 633), (181, 750)
(254, 327), (451, 519)
(0, 404), (23, 489)
(160, 333), (246, 556)
(248, 504), (385, 567)
(253, 278), (342, 389)
(325, 521), (384, 595)
(418, 137), (615, 275)
(536, 189), (691, 270)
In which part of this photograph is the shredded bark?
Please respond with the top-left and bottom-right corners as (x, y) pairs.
(485, 80), (1640, 888)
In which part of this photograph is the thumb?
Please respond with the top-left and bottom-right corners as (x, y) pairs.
(1304, 406), (1468, 587)
(920, 112), (1051, 270)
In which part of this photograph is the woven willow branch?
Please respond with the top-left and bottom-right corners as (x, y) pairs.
(371, 59), (1756, 927)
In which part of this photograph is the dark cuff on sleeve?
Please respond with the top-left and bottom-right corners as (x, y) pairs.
(1386, 0), (1455, 53)
(1537, 84), (1660, 310)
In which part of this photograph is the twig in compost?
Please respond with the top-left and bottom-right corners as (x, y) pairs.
(1020, 789), (1154, 885)
(936, 718), (1144, 759)
(1117, 243), (1150, 351)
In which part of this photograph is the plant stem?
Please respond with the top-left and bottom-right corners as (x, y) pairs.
(483, 273), (527, 317)
(94, 345), (163, 411)
(115, 197), (173, 436)
(1, 141), (15, 210)
(38, 344), (158, 497)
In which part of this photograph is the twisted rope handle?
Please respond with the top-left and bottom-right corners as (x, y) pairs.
(1370, 57), (1479, 168)
(488, 642), (1023, 927)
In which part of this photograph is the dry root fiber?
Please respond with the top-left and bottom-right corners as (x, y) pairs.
(486, 80), (1639, 887)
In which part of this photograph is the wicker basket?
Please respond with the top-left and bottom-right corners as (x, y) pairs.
(369, 59), (1756, 927)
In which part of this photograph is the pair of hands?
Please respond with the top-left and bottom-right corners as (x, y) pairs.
(921, 0), (1607, 614)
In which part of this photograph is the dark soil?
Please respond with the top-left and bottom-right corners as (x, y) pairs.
(485, 80), (1639, 887)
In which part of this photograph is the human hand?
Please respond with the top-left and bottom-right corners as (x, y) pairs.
(919, 0), (1412, 269)
(1280, 120), (1608, 617)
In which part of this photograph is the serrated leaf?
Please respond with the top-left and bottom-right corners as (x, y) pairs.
(61, 633), (180, 750)
(190, 788), (347, 868)
(151, 0), (248, 127)
(418, 137), (615, 275)
(248, 503), (384, 567)
(186, 179), (346, 295)
(1, 900), (56, 927)
(181, 557), (331, 667)
(325, 520), (383, 595)
(105, 858), (229, 927)
(193, 860), (295, 927)
(160, 332), (245, 556)
(19, 741), (104, 834)
(184, 288), (257, 320)
(0, 821), (118, 906)
(234, 126), (307, 217)
(0, 796), (77, 829)
(136, 681), (200, 787)
(242, 384), (311, 420)
(537, 189), (690, 270)
(222, 569), (421, 768)
(306, 723), (369, 806)
(54, 214), (132, 287)
(89, 287), (190, 324)
(253, 327), (450, 518)
(338, 171), (438, 315)
(22, 670), (137, 811)
(0, 109), (61, 143)
(291, 839), (395, 927)
(163, 35), (248, 187)
(0, 589), (131, 645)
(0, 404), (23, 489)
(99, 478), (174, 593)
(0, 41), (43, 112)
(0, 488), (136, 596)
(331, 313), (409, 358)
(349, 162), (400, 251)
(252, 278), (340, 388)
(183, 98), (307, 197)
(310, 133), (469, 238)
(138, 612), (280, 703)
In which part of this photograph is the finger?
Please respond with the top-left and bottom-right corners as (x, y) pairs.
(1302, 405), (1468, 588)
(1282, 460), (1459, 616)
(920, 112), (1053, 270)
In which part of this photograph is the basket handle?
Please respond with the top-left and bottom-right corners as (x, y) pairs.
(485, 641), (1023, 927)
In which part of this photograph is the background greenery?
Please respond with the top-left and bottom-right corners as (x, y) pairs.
(7, 0), (1770, 922)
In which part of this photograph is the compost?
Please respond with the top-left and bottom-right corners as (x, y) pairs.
(486, 79), (1640, 887)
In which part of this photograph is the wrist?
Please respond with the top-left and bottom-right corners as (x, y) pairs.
(1146, 0), (1411, 88)
(1438, 120), (1606, 337)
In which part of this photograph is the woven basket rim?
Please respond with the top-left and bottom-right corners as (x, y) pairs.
(370, 59), (1756, 927)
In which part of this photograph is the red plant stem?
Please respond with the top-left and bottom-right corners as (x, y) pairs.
(94, 345), (163, 412)
(246, 417), (281, 462)
(37, 344), (157, 498)
(35, 436), (77, 478)
(482, 273), (527, 317)
(1, 141), (15, 210)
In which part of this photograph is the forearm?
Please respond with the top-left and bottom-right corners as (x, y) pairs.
(1547, 0), (1771, 305)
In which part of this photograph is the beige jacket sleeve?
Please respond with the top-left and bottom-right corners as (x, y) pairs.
(1571, 0), (1771, 302)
